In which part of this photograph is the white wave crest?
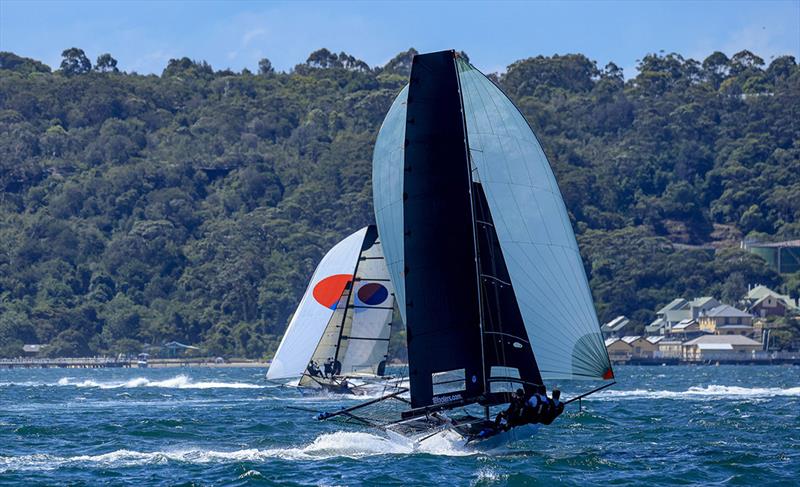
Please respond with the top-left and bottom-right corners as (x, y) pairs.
(595, 385), (800, 400)
(0, 431), (472, 471)
(54, 375), (263, 389)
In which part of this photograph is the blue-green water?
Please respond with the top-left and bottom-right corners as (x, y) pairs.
(1, 366), (798, 486)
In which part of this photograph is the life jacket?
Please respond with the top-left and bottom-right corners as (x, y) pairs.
(524, 394), (545, 423)
(541, 399), (564, 425)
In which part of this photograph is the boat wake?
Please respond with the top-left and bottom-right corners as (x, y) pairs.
(0, 431), (473, 471)
(594, 385), (800, 400)
(49, 375), (265, 389)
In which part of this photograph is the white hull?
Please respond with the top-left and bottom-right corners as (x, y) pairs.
(274, 375), (408, 397)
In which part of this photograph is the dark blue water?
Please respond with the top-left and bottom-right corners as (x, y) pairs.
(1, 365), (798, 485)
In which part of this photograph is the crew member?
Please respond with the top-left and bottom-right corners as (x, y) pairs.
(540, 389), (565, 425)
(307, 361), (322, 378)
(333, 359), (342, 377)
(523, 385), (549, 424)
(323, 358), (334, 378)
(494, 388), (525, 431)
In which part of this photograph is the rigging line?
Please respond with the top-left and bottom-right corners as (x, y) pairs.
(333, 246), (365, 366)
(454, 53), (489, 405)
(483, 331), (530, 344)
(481, 273), (511, 287)
(476, 207), (523, 374)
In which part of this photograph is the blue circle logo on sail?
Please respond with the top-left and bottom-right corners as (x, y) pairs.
(357, 283), (388, 306)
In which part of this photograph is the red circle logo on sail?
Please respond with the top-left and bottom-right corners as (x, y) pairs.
(313, 274), (353, 309)
(357, 283), (389, 305)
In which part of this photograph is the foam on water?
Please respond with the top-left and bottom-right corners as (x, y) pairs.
(594, 385), (800, 400)
(52, 375), (264, 389)
(0, 431), (473, 472)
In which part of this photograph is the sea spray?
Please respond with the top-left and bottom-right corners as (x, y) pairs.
(53, 375), (264, 389)
(594, 385), (800, 400)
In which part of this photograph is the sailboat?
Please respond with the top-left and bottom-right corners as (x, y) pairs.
(313, 50), (614, 447)
(267, 225), (399, 395)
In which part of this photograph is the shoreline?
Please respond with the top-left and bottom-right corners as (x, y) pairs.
(0, 358), (270, 369)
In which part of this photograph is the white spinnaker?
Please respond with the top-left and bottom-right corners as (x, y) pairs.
(372, 85), (409, 324)
(457, 59), (611, 380)
(339, 237), (395, 375)
(266, 227), (367, 380)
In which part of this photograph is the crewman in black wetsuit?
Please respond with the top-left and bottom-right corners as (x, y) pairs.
(333, 359), (342, 377)
(323, 358), (334, 378)
(540, 389), (565, 425)
(494, 388), (525, 431)
(307, 361), (322, 378)
(522, 385), (549, 424)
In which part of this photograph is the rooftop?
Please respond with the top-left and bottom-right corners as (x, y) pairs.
(684, 335), (762, 346)
(673, 319), (697, 330)
(697, 343), (734, 351)
(601, 315), (631, 332)
(646, 336), (665, 344)
(657, 298), (688, 315)
(689, 296), (717, 308)
(621, 335), (642, 344)
(605, 337), (633, 348)
(746, 286), (797, 309)
(702, 304), (752, 319)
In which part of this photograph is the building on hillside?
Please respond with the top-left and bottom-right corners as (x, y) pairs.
(22, 344), (47, 355)
(605, 337), (632, 363)
(621, 336), (659, 358)
(742, 239), (800, 274)
(646, 317), (667, 335)
(652, 297), (720, 334)
(682, 335), (762, 361)
(698, 305), (753, 335)
(669, 318), (704, 338)
(742, 285), (798, 318)
(601, 315), (635, 338)
(655, 339), (684, 359)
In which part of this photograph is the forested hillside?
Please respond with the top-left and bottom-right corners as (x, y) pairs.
(0, 47), (798, 358)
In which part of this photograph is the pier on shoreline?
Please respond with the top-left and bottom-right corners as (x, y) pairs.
(0, 357), (269, 369)
(0, 357), (132, 369)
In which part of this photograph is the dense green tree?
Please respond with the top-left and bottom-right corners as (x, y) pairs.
(59, 47), (92, 75)
(0, 48), (797, 357)
(95, 53), (119, 73)
(258, 58), (274, 75)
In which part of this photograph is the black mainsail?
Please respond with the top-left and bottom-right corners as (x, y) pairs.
(403, 51), (486, 408)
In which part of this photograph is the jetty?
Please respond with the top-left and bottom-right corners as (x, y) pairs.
(0, 357), (132, 369)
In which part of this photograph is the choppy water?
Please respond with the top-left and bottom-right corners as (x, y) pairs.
(1, 365), (798, 485)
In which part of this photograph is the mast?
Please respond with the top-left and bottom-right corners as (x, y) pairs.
(332, 236), (365, 369)
(453, 51), (489, 418)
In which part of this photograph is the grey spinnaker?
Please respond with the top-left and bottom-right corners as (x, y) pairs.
(372, 85), (408, 324)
